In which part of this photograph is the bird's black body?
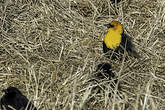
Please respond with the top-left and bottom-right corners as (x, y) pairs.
(103, 32), (139, 59)
(94, 63), (120, 96)
(96, 63), (118, 84)
(0, 87), (37, 110)
(96, 63), (114, 79)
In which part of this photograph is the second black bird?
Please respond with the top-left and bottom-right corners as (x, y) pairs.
(0, 86), (37, 110)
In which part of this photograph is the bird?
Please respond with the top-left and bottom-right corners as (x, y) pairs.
(96, 63), (115, 80)
(93, 62), (120, 97)
(96, 62), (118, 84)
(111, 0), (121, 3)
(0, 86), (37, 110)
(103, 21), (140, 60)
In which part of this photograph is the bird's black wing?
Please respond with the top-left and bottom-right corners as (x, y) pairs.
(120, 33), (140, 58)
(121, 33), (133, 51)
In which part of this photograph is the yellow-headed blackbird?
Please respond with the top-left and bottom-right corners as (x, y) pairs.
(0, 86), (37, 110)
(103, 21), (140, 59)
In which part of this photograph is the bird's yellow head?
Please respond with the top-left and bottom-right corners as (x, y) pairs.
(104, 21), (123, 34)
(103, 21), (123, 50)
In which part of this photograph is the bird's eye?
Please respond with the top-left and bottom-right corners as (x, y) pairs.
(110, 24), (114, 28)
(104, 24), (114, 28)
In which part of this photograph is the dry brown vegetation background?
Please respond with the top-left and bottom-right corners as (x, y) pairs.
(0, 0), (165, 110)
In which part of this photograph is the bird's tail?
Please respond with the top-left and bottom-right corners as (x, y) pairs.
(130, 49), (141, 58)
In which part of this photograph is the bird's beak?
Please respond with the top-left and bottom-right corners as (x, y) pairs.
(104, 24), (114, 28)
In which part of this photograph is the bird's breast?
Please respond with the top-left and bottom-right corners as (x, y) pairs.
(104, 32), (122, 50)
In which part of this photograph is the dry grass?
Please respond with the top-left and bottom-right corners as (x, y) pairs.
(0, 0), (165, 110)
